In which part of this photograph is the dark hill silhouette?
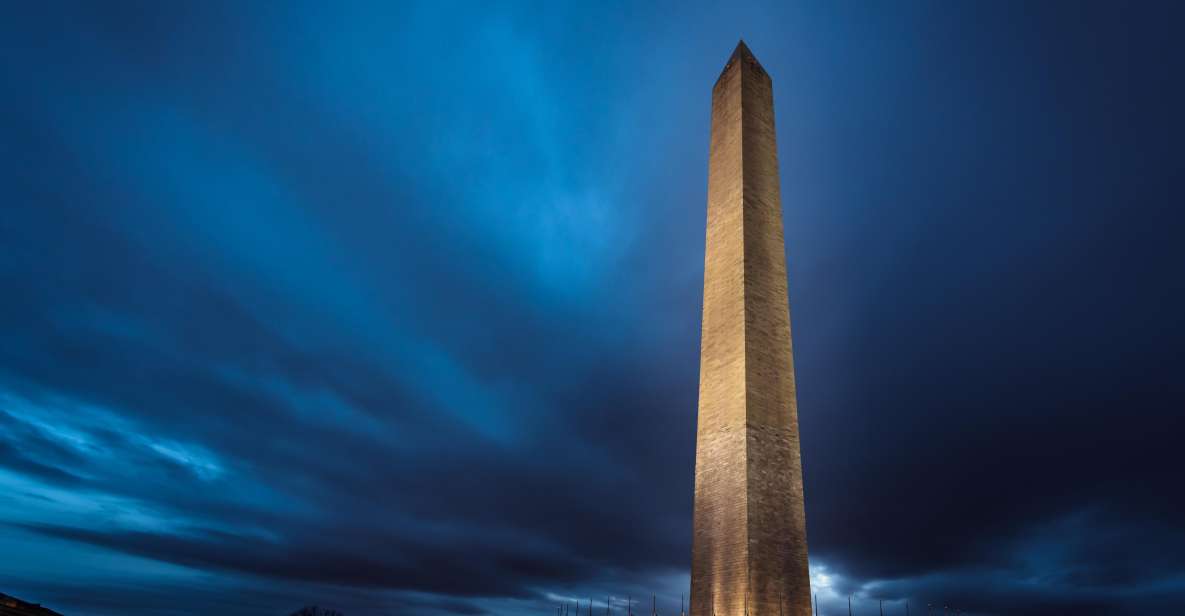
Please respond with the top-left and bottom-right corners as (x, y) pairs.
(288, 607), (344, 616)
(0, 592), (64, 616)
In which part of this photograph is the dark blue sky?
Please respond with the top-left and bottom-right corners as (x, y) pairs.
(2, 2), (1183, 615)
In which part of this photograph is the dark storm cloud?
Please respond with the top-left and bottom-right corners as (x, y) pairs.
(2, 4), (697, 613)
(2, 2), (1183, 616)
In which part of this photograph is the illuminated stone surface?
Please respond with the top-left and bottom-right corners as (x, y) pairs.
(690, 41), (811, 616)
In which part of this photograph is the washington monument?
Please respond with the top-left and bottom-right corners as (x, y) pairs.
(690, 42), (811, 616)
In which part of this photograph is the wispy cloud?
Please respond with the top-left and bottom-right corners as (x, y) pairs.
(1, 2), (1183, 616)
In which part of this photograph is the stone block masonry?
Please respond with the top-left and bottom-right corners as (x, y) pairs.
(690, 41), (811, 616)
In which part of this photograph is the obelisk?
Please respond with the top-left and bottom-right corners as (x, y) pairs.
(690, 41), (811, 616)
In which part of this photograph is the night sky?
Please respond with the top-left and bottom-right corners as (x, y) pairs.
(3, 2), (1184, 615)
